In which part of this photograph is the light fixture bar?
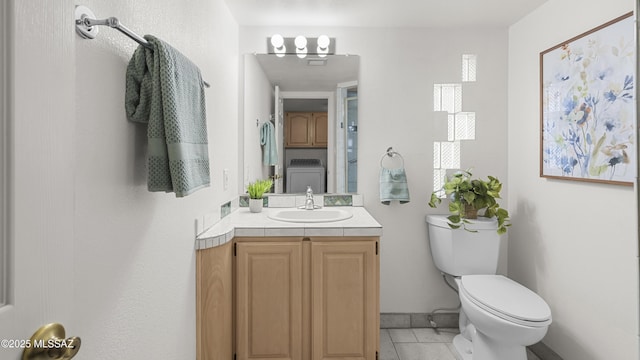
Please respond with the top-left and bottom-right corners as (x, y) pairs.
(267, 36), (336, 56)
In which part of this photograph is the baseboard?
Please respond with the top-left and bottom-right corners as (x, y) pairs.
(529, 342), (564, 360)
(380, 312), (459, 329)
(380, 312), (564, 360)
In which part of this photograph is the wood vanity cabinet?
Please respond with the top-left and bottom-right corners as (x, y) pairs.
(231, 236), (379, 360)
(285, 112), (328, 148)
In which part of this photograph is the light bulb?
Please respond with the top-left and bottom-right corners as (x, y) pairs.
(317, 35), (330, 50)
(270, 34), (284, 49)
(317, 48), (328, 57)
(294, 35), (307, 50)
(274, 44), (286, 57)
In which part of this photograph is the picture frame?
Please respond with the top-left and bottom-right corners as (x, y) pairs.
(540, 12), (635, 186)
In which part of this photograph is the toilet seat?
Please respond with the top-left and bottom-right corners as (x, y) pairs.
(460, 275), (552, 327)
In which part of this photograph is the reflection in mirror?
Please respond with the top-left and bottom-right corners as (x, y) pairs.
(242, 53), (359, 194)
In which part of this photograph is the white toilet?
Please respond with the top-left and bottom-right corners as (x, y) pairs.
(426, 214), (552, 360)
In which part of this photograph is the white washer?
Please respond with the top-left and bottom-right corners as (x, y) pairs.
(286, 159), (325, 193)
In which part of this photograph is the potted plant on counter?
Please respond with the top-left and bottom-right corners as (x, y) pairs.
(247, 178), (274, 213)
(428, 170), (510, 234)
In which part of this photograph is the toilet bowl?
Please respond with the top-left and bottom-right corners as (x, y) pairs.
(456, 275), (551, 360)
(425, 214), (552, 360)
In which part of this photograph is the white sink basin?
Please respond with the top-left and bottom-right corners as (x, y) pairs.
(268, 209), (353, 223)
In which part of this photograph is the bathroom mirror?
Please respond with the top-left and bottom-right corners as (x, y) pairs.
(242, 53), (359, 194)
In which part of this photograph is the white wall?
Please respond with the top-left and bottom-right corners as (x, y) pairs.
(508, 0), (639, 359)
(70, 0), (238, 358)
(240, 26), (509, 312)
(242, 54), (273, 186)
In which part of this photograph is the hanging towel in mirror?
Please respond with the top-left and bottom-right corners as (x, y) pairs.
(379, 168), (410, 205)
(260, 121), (278, 166)
(125, 35), (210, 197)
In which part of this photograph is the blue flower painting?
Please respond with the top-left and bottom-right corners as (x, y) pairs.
(541, 13), (636, 185)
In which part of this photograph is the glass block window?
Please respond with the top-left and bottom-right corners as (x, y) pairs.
(440, 141), (460, 169)
(433, 141), (461, 170)
(432, 54), (478, 196)
(447, 112), (476, 141)
(454, 112), (476, 140)
(447, 114), (455, 142)
(433, 84), (462, 113)
(462, 54), (477, 82)
(433, 141), (461, 193)
(433, 168), (447, 195)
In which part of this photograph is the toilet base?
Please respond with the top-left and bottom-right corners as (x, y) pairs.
(452, 334), (472, 360)
(452, 332), (528, 360)
(471, 330), (528, 360)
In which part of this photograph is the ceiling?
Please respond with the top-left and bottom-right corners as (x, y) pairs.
(255, 54), (359, 91)
(224, 0), (548, 28)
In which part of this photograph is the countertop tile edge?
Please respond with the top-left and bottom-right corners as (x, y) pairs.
(196, 207), (382, 250)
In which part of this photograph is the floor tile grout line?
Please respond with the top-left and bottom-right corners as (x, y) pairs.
(391, 338), (401, 360)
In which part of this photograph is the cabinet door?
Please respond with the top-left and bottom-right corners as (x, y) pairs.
(311, 241), (378, 360)
(286, 112), (313, 147)
(312, 113), (328, 147)
(197, 242), (233, 360)
(236, 242), (303, 360)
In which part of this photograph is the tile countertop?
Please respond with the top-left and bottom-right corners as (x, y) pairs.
(195, 207), (383, 250)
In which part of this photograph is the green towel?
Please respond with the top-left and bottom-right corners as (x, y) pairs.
(380, 168), (410, 205)
(125, 35), (210, 197)
(260, 121), (278, 166)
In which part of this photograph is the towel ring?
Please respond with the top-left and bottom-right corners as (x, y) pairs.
(380, 147), (404, 168)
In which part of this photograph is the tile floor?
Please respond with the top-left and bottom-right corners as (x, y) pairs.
(380, 328), (542, 360)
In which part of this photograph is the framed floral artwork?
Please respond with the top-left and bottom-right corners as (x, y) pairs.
(540, 12), (635, 185)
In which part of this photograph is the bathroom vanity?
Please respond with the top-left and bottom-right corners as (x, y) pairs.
(195, 206), (382, 360)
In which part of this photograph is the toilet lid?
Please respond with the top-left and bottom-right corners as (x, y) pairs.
(461, 275), (552, 327)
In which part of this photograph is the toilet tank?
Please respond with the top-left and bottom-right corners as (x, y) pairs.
(426, 214), (501, 276)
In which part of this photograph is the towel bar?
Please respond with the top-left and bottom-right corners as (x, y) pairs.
(74, 5), (210, 88)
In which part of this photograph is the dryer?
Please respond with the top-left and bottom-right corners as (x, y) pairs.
(286, 159), (325, 193)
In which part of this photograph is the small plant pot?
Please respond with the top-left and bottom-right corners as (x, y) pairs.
(249, 198), (263, 213)
(464, 204), (478, 219)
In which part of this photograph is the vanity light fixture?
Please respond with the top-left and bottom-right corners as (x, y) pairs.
(268, 35), (335, 57)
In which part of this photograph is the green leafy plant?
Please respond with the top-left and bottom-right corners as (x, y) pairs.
(246, 179), (274, 199)
(428, 170), (510, 234)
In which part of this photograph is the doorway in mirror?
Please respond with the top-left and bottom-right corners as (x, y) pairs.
(283, 99), (328, 193)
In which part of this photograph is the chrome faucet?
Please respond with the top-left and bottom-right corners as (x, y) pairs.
(305, 186), (315, 210)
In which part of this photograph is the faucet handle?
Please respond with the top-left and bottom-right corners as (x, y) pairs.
(306, 186), (313, 195)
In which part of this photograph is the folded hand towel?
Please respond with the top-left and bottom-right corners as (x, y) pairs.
(380, 168), (410, 205)
(125, 35), (210, 197)
(260, 121), (278, 166)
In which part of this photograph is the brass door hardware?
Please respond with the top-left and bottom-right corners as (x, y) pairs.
(22, 323), (80, 360)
